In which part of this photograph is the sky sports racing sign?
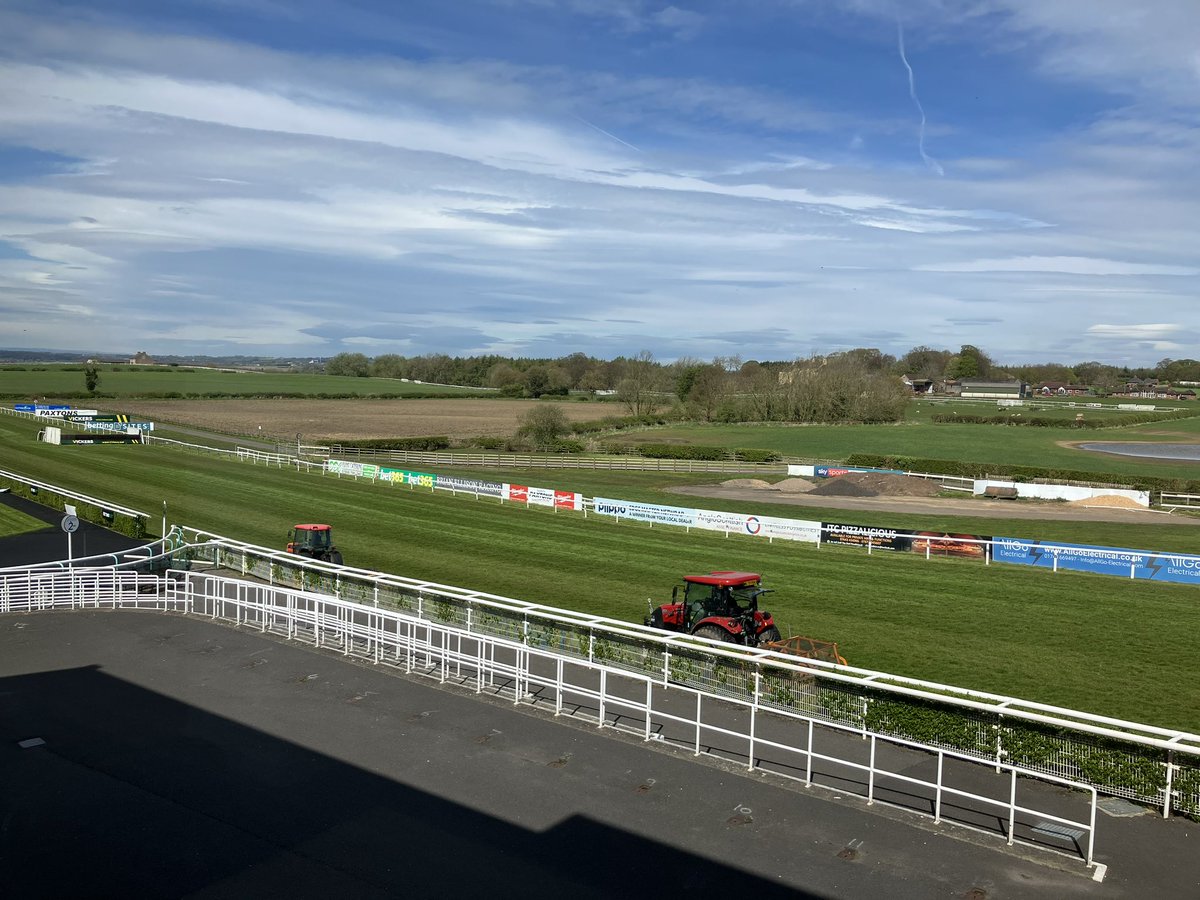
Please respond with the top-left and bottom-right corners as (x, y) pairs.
(993, 537), (1200, 584)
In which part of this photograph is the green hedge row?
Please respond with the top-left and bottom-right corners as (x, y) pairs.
(0, 475), (149, 538)
(932, 411), (1194, 428)
(594, 442), (781, 462)
(845, 453), (1200, 494)
(333, 436), (452, 451)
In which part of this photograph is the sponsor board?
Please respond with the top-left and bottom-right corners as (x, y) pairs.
(380, 467), (434, 487)
(814, 465), (907, 478)
(554, 490), (582, 511)
(434, 475), (504, 498)
(325, 459), (381, 479)
(82, 421), (154, 432)
(993, 537), (1200, 584)
(910, 531), (990, 559)
(506, 484), (557, 506)
(822, 522), (913, 551)
(693, 509), (821, 543)
(593, 498), (697, 527)
(68, 414), (131, 423)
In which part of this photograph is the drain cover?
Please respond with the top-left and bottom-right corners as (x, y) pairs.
(1097, 797), (1147, 818)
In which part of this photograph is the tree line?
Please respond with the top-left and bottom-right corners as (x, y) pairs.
(322, 347), (1199, 427)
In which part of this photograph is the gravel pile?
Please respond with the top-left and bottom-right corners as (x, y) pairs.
(1066, 494), (1147, 510)
(772, 478), (817, 493)
(809, 472), (942, 498)
(720, 478), (774, 489)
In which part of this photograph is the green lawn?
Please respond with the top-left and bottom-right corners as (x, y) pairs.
(0, 365), (486, 398)
(2, 411), (1200, 731)
(0, 502), (48, 538)
(622, 415), (1200, 481)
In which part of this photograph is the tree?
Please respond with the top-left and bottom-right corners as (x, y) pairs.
(83, 365), (100, 394)
(516, 404), (570, 449)
(944, 344), (992, 381)
(616, 350), (661, 416)
(325, 352), (370, 377)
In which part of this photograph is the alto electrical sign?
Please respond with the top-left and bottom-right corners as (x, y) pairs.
(992, 537), (1200, 584)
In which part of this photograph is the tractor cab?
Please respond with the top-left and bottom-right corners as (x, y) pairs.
(286, 524), (343, 565)
(645, 571), (779, 646)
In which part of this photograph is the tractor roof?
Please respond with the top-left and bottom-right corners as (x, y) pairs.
(293, 523), (332, 531)
(683, 571), (762, 587)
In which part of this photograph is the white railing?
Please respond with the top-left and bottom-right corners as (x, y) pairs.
(0, 466), (149, 521)
(1161, 493), (1200, 510)
(0, 564), (1101, 870)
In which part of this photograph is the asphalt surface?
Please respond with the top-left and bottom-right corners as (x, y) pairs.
(1, 610), (1198, 899)
(0, 490), (150, 565)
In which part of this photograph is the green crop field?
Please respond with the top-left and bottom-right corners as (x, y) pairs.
(0, 365), (486, 398)
(2, 410), (1200, 732)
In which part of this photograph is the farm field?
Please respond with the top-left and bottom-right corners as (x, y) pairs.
(0, 364), (486, 398)
(2, 411), (1200, 732)
(622, 416), (1200, 480)
(112, 397), (615, 441)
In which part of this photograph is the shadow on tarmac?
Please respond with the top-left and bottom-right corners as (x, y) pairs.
(0, 491), (149, 567)
(0, 664), (821, 900)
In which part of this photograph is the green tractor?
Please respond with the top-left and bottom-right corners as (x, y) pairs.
(286, 524), (344, 565)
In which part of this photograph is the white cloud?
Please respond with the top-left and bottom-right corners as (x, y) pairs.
(915, 257), (1199, 276)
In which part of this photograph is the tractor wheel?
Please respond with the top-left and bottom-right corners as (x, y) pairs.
(693, 624), (732, 643)
(757, 626), (782, 645)
(329, 550), (344, 566)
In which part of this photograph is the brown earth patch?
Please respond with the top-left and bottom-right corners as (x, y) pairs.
(808, 472), (942, 499)
(112, 398), (611, 442)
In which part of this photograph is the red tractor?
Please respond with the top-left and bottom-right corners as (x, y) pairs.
(286, 524), (344, 565)
(644, 571), (781, 646)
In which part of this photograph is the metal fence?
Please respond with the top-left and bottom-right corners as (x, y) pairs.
(0, 564), (1102, 870)
(178, 528), (1200, 824)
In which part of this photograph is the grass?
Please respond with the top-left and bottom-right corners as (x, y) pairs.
(0, 365), (486, 398)
(0, 502), (48, 537)
(620, 412), (1200, 481)
(2, 410), (1200, 731)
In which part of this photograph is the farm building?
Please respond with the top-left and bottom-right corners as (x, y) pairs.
(954, 379), (1027, 400)
(1036, 382), (1091, 396)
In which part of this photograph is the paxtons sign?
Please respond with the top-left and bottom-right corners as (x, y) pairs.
(993, 537), (1200, 584)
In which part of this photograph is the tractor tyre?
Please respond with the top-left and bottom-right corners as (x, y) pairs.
(757, 626), (782, 645)
(693, 624), (732, 643)
(329, 550), (344, 566)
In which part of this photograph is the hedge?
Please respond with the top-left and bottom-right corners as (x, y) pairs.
(0, 474), (149, 538)
(333, 436), (451, 451)
(931, 410), (1196, 429)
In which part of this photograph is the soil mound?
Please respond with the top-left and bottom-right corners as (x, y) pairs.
(773, 478), (817, 493)
(1066, 494), (1147, 510)
(808, 472), (942, 499)
(721, 478), (773, 489)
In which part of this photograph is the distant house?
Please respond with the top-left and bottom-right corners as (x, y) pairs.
(1036, 382), (1090, 396)
(957, 379), (1027, 400)
(902, 375), (935, 394)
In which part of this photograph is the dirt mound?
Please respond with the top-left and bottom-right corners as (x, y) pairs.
(721, 478), (773, 489)
(809, 472), (942, 498)
(1066, 494), (1147, 510)
(772, 478), (817, 493)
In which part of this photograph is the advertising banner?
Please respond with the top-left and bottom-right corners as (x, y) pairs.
(593, 498), (697, 528)
(380, 467), (434, 487)
(325, 459), (380, 479)
(822, 522), (914, 551)
(434, 474), (504, 498)
(68, 414), (130, 423)
(992, 537), (1200, 584)
(504, 484), (555, 506)
(553, 490), (582, 511)
(814, 465), (906, 478)
(694, 508), (821, 543)
(83, 421), (154, 432)
(909, 531), (990, 559)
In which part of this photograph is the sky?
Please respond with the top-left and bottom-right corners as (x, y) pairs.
(0, 0), (1197, 366)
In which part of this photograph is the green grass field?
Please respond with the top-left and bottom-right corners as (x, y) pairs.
(0, 365), (485, 398)
(0, 502), (48, 538)
(622, 414), (1200, 480)
(2, 410), (1199, 732)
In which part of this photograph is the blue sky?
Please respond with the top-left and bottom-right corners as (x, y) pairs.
(0, 0), (1197, 365)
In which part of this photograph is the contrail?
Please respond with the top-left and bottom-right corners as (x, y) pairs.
(573, 114), (642, 152)
(896, 20), (943, 176)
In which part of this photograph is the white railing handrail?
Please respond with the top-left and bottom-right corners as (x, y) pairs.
(180, 525), (1200, 758)
(0, 466), (149, 519)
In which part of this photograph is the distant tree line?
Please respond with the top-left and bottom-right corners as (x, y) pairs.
(321, 346), (1200, 426)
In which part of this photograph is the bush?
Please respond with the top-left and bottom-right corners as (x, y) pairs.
(334, 436), (451, 451)
(635, 443), (728, 461)
(734, 448), (782, 463)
